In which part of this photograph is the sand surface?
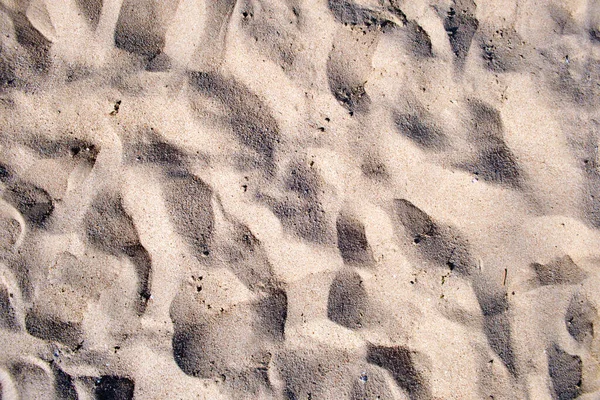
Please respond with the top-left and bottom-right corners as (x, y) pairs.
(0, 0), (600, 398)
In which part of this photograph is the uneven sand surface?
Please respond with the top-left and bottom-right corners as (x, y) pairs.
(1, 0), (600, 398)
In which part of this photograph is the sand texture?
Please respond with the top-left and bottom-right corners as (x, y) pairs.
(0, 0), (600, 398)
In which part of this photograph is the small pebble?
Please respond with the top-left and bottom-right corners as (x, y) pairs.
(359, 372), (368, 383)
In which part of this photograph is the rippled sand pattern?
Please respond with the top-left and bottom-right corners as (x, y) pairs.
(1, 0), (600, 398)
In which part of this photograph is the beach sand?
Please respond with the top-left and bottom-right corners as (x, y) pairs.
(0, 0), (600, 398)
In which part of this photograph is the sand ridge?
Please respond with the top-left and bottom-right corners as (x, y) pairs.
(0, 0), (600, 398)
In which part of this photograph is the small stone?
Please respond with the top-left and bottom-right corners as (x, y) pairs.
(359, 372), (368, 383)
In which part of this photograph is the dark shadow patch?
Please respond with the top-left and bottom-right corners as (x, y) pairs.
(114, 0), (165, 61)
(328, 0), (370, 26)
(465, 100), (522, 188)
(0, 163), (10, 182)
(8, 260), (34, 302)
(0, 215), (20, 258)
(393, 199), (474, 275)
(122, 244), (153, 314)
(85, 194), (152, 314)
(271, 200), (330, 244)
(480, 28), (525, 73)
(405, 21), (433, 58)
(0, 48), (20, 90)
(238, 0), (300, 71)
(565, 294), (596, 344)
(285, 162), (320, 198)
(361, 157), (389, 181)
(325, 12), (380, 116)
(540, 48), (600, 108)
(85, 195), (140, 255)
(75, 0), (103, 29)
(25, 312), (83, 348)
(548, 4), (579, 36)
(68, 142), (99, 164)
(366, 344), (430, 400)
(146, 52), (172, 72)
(336, 213), (374, 265)
(222, 224), (275, 290)
(266, 161), (333, 244)
(0, 283), (18, 330)
(468, 99), (502, 136)
(20, 136), (99, 164)
(471, 145), (522, 187)
(547, 344), (582, 400)
(23, 137), (72, 158)
(579, 126), (600, 228)
(94, 376), (135, 400)
(476, 290), (517, 376)
(442, 1), (479, 65)
(170, 318), (271, 394)
(468, 100), (506, 138)
(394, 113), (447, 150)
(255, 287), (287, 342)
(172, 324), (203, 377)
(10, 11), (52, 73)
(189, 72), (280, 172)
(327, 0), (392, 27)
(2, 182), (54, 227)
(531, 255), (587, 286)
(473, 343), (517, 399)
(125, 134), (185, 168)
(327, 72), (371, 115)
(584, 179), (600, 229)
(10, 361), (53, 398)
(138, 138), (184, 166)
(64, 64), (93, 83)
(393, 199), (517, 375)
(162, 173), (213, 258)
(327, 269), (368, 330)
(52, 364), (78, 400)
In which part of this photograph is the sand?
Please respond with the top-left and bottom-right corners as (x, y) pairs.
(0, 0), (599, 398)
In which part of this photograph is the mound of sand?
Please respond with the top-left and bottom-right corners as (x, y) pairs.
(0, 0), (600, 398)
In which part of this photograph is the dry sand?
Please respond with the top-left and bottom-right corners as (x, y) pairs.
(0, 0), (599, 398)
